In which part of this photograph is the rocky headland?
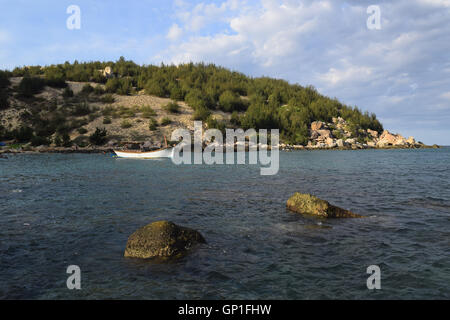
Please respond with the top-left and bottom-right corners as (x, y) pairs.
(281, 118), (439, 151)
(0, 62), (440, 153)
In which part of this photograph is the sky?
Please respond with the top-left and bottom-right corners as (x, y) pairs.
(0, 0), (449, 144)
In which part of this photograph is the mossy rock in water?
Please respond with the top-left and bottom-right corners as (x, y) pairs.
(286, 193), (363, 218)
(124, 221), (206, 259)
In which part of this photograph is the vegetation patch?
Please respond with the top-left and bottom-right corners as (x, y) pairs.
(160, 117), (172, 126)
(89, 127), (107, 145)
(163, 101), (181, 114)
(141, 105), (156, 118)
(100, 94), (115, 104)
(148, 118), (158, 131)
(120, 120), (133, 129)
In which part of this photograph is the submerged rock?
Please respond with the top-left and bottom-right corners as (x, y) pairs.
(124, 221), (206, 259)
(286, 193), (363, 218)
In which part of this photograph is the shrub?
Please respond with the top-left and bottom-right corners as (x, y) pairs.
(88, 113), (99, 122)
(55, 123), (70, 135)
(44, 67), (67, 88)
(89, 127), (107, 145)
(69, 118), (88, 130)
(31, 135), (50, 146)
(100, 94), (115, 104)
(103, 117), (111, 124)
(0, 70), (11, 89)
(101, 106), (114, 117)
(81, 83), (94, 95)
(149, 118), (158, 131)
(185, 89), (215, 110)
(145, 79), (166, 97)
(192, 106), (211, 121)
(18, 76), (46, 97)
(0, 90), (9, 110)
(93, 85), (105, 95)
(218, 90), (247, 112)
(206, 116), (225, 133)
(117, 78), (132, 95)
(53, 135), (62, 147)
(72, 135), (89, 148)
(54, 133), (72, 147)
(332, 129), (344, 140)
(77, 127), (88, 134)
(46, 77), (67, 88)
(164, 102), (180, 114)
(169, 85), (185, 101)
(62, 87), (74, 98)
(160, 117), (171, 126)
(72, 102), (91, 116)
(141, 105), (156, 118)
(105, 78), (121, 93)
(117, 106), (135, 118)
(120, 120), (132, 129)
(230, 111), (241, 126)
(13, 126), (34, 142)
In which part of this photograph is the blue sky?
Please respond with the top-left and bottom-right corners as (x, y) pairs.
(1, 0), (449, 144)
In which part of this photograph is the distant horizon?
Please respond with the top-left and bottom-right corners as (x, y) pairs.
(1, 0), (449, 144)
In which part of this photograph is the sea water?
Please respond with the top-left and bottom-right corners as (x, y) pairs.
(1, 148), (449, 299)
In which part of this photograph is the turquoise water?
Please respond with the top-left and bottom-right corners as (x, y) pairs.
(1, 149), (449, 299)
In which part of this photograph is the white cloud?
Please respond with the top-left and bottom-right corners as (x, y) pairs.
(417, 0), (450, 7)
(167, 23), (183, 41)
(318, 65), (374, 86)
(169, 33), (247, 65)
(175, 0), (243, 32)
(159, 0), (450, 143)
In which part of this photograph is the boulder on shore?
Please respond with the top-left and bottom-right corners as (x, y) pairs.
(124, 221), (206, 259)
(311, 121), (324, 131)
(286, 193), (363, 218)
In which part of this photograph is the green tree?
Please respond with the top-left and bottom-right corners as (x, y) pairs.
(18, 76), (46, 97)
(0, 70), (10, 89)
(145, 78), (166, 97)
(44, 66), (67, 88)
(164, 102), (180, 113)
(105, 78), (121, 93)
(62, 87), (74, 98)
(218, 90), (247, 112)
(192, 106), (211, 121)
(89, 127), (107, 145)
(13, 126), (34, 142)
(0, 90), (9, 110)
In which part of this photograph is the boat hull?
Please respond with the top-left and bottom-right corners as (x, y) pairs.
(114, 148), (174, 159)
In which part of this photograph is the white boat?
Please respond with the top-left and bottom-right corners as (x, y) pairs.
(114, 147), (174, 159)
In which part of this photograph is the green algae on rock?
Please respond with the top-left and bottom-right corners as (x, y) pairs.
(287, 193), (363, 218)
(124, 221), (206, 259)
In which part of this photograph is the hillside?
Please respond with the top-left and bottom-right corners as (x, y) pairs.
(0, 59), (433, 151)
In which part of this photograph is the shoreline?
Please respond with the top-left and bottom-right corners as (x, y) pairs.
(0, 143), (441, 155)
